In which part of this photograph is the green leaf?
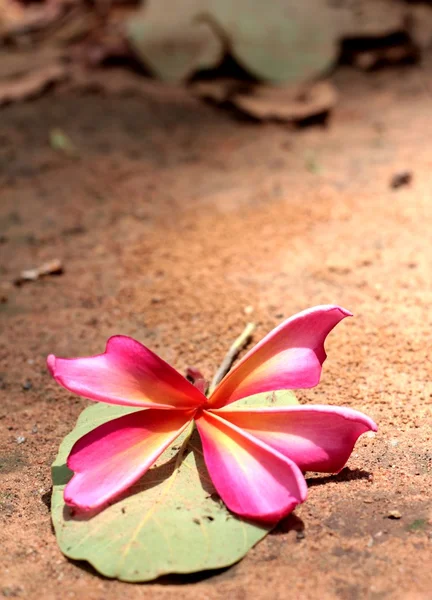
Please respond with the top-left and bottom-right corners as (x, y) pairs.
(126, 1), (223, 82)
(51, 403), (272, 581)
(227, 389), (299, 409)
(126, 0), (339, 84)
(211, 0), (338, 84)
(127, 0), (408, 84)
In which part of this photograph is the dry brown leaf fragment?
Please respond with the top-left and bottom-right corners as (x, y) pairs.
(0, 63), (67, 106)
(0, 1), (63, 38)
(231, 81), (337, 122)
(14, 259), (64, 286)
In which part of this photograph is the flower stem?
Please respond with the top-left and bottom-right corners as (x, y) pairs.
(208, 322), (255, 395)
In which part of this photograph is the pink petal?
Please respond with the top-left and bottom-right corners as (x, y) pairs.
(195, 410), (307, 523)
(48, 336), (205, 410)
(208, 305), (351, 408)
(65, 409), (193, 510)
(214, 405), (377, 473)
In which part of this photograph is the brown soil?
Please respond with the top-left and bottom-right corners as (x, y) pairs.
(1, 65), (431, 600)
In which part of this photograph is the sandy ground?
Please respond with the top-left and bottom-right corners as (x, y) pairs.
(1, 65), (431, 599)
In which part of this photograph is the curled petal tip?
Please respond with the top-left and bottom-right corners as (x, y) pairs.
(209, 304), (353, 408)
(333, 305), (352, 317)
(47, 354), (56, 376)
(311, 304), (353, 321)
(369, 419), (378, 433)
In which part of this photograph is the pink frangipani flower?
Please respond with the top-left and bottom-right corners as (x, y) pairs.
(48, 305), (377, 523)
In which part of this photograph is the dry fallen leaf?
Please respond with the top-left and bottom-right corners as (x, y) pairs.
(0, 0), (63, 39)
(14, 259), (64, 286)
(0, 63), (67, 106)
(0, 0), (25, 35)
(231, 81), (337, 122)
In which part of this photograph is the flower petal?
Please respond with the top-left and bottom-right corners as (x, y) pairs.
(65, 409), (193, 510)
(195, 410), (307, 523)
(208, 305), (351, 408)
(48, 336), (205, 410)
(214, 405), (377, 473)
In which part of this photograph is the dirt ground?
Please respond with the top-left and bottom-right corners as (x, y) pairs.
(1, 63), (432, 600)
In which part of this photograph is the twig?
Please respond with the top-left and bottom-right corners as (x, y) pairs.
(209, 322), (255, 395)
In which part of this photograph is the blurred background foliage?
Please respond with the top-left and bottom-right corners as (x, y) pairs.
(0, 0), (431, 119)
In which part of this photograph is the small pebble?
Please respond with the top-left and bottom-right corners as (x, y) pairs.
(388, 510), (402, 519)
(16, 435), (26, 444)
(31, 425), (38, 434)
(390, 171), (412, 189)
(22, 380), (32, 391)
